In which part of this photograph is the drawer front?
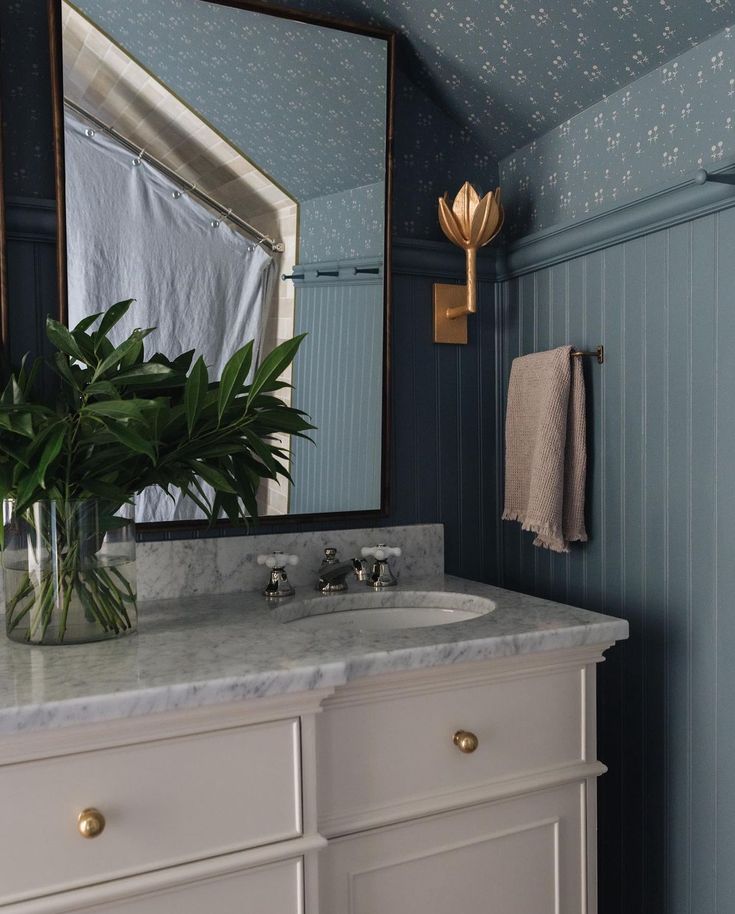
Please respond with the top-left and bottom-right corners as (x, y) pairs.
(66, 858), (303, 914)
(0, 718), (301, 903)
(317, 666), (583, 830)
(319, 783), (585, 914)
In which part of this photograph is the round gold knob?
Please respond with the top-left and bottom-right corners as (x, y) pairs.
(77, 808), (106, 839)
(453, 730), (479, 754)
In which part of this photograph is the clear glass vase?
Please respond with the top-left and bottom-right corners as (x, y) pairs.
(3, 499), (137, 645)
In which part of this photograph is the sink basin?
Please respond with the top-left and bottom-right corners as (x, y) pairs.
(275, 591), (495, 632)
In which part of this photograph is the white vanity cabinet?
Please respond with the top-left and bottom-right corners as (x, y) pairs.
(0, 642), (613, 914)
(0, 693), (329, 914)
(316, 645), (610, 914)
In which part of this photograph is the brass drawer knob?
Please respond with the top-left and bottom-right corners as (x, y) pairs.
(453, 730), (479, 754)
(77, 808), (106, 839)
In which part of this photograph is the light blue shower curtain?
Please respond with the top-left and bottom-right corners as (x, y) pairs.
(64, 108), (275, 522)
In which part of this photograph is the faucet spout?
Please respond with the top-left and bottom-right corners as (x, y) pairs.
(316, 559), (364, 593)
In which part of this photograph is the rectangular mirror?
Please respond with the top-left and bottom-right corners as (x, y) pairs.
(50, 0), (393, 528)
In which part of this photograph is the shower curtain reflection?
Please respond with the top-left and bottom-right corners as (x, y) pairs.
(64, 107), (277, 523)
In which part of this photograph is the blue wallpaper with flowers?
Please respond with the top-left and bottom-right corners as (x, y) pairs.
(72, 0), (387, 203)
(266, 0), (735, 159)
(500, 25), (735, 238)
(299, 183), (385, 262)
(0, 0), (56, 200)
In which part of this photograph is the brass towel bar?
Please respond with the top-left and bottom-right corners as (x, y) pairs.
(572, 345), (604, 364)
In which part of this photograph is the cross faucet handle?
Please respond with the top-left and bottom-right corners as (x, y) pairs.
(258, 553), (298, 599)
(361, 544), (402, 560)
(257, 552), (299, 569)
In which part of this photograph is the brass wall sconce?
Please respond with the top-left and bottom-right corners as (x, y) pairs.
(433, 182), (504, 344)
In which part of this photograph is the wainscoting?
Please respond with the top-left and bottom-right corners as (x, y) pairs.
(497, 203), (735, 914)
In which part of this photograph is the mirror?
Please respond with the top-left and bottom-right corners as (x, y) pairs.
(50, 0), (393, 527)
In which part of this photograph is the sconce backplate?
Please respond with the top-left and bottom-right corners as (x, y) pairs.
(433, 283), (468, 344)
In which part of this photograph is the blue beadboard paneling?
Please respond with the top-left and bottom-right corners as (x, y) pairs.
(498, 205), (735, 914)
(290, 278), (384, 515)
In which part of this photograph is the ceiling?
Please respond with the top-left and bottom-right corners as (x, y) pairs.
(71, 0), (388, 201)
(273, 0), (735, 158)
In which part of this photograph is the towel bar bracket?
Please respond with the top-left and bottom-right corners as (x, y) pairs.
(572, 345), (604, 364)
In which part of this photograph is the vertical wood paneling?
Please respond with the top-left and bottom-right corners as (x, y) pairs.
(497, 209), (735, 914)
(584, 250), (605, 614)
(689, 214), (717, 914)
(566, 258), (588, 609)
(666, 221), (691, 914)
(642, 229), (668, 913)
(499, 278), (521, 590)
(619, 234), (646, 914)
(715, 205), (735, 912)
(291, 280), (383, 514)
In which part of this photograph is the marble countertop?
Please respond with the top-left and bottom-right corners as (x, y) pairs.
(0, 575), (628, 736)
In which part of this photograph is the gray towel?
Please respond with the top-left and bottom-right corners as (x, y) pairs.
(502, 345), (587, 553)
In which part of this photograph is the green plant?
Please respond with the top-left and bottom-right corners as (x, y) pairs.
(0, 300), (313, 642)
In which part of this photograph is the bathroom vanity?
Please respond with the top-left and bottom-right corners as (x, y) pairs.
(0, 575), (627, 913)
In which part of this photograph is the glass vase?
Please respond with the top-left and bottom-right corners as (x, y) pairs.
(3, 499), (137, 645)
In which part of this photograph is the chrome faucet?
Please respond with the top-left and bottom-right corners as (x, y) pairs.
(361, 545), (401, 588)
(315, 544), (402, 592)
(316, 547), (366, 593)
(258, 552), (298, 598)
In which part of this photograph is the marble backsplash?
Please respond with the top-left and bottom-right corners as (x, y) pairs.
(136, 524), (444, 601)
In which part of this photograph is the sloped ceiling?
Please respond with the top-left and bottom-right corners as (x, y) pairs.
(70, 0), (388, 201)
(67, 0), (735, 174)
(274, 0), (735, 157)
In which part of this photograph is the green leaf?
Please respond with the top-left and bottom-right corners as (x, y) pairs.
(97, 299), (135, 338)
(52, 351), (80, 389)
(73, 312), (103, 333)
(36, 423), (66, 488)
(115, 363), (178, 386)
(120, 338), (144, 370)
(84, 380), (121, 399)
(248, 334), (306, 403)
(191, 461), (237, 493)
(101, 421), (157, 462)
(184, 356), (208, 435)
(172, 349), (196, 373)
(217, 342), (253, 423)
(9, 411), (34, 438)
(83, 399), (155, 421)
(46, 318), (91, 364)
(92, 328), (154, 380)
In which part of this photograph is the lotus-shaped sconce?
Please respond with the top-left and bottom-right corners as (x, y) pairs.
(434, 182), (504, 343)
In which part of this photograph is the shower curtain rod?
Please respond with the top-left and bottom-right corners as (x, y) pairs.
(64, 98), (285, 254)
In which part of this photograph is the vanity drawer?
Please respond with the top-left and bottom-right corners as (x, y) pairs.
(316, 664), (584, 833)
(53, 857), (304, 914)
(0, 718), (302, 904)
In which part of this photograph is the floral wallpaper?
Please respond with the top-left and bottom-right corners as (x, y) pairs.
(268, 0), (735, 158)
(4, 0), (735, 242)
(0, 0), (56, 199)
(299, 182), (385, 262)
(72, 0), (387, 203)
(500, 25), (735, 238)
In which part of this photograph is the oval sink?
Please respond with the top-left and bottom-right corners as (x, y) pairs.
(275, 591), (495, 632)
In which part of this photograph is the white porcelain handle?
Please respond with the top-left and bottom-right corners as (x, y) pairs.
(257, 552), (299, 569)
(361, 544), (402, 561)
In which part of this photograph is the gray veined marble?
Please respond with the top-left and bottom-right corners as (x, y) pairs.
(0, 573), (628, 736)
(135, 523), (444, 600)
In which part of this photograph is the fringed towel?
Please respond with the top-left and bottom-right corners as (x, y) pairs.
(502, 345), (587, 553)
